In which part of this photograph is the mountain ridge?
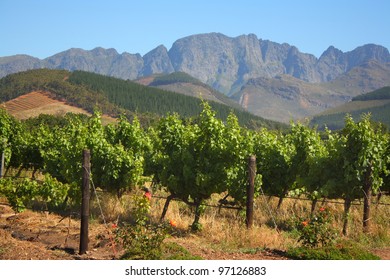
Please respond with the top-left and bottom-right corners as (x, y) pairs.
(1, 32), (389, 96)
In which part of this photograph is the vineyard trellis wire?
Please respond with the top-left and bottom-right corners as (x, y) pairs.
(1, 160), (390, 255)
(1, 103), (390, 239)
(1, 153), (390, 213)
(1, 150), (390, 219)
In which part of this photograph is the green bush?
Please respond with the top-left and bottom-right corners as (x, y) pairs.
(295, 207), (338, 248)
(116, 222), (168, 260)
(115, 193), (168, 260)
(162, 242), (203, 260)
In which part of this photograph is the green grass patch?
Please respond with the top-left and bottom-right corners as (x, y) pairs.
(162, 242), (203, 260)
(286, 240), (380, 260)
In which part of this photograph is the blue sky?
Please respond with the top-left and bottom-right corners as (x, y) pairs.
(1, 0), (389, 59)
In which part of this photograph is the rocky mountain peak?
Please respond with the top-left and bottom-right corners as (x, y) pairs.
(0, 33), (389, 95)
(142, 45), (174, 76)
(91, 47), (119, 57)
(347, 44), (390, 68)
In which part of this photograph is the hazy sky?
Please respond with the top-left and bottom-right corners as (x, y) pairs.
(1, 0), (389, 59)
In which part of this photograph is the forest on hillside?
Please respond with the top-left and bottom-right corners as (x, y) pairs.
(0, 69), (284, 130)
(310, 86), (390, 130)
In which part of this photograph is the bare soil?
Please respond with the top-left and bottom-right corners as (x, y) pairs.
(0, 204), (287, 260)
(0, 204), (120, 260)
(1, 203), (388, 260)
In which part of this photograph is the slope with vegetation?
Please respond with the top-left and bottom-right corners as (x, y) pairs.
(0, 69), (284, 130)
(310, 86), (390, 130)
(138, 71), (242, 109)
(232, 60), (390, 123)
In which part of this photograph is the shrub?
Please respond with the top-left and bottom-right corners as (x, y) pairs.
(115, 193), (168, 260)
(295, 207), (338, 248)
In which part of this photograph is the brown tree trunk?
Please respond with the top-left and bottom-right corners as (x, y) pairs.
(376, 192), (382, 210)
(276, 196), (284, 210)
(276, 187), (289, 211)
(191, 202), (202, 231)
(160, 194), (175, 222)
(363, 166), (373, 233)
(310, 199), (318, 215)
(342, 197), (352, 236)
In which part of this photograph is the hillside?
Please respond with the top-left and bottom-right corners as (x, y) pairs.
(352, 86), (390, 101)
(0, 91), (116, 123)
(231, 61), (390, 123)
(310, 87), (390, 130)
(0, 69), (284, 129)
(232, 75), (349, 123)
(136, 72), (242, 109)
(67, 71), (283, 129)
(326, 61), (390, 96)
(0, 69), (120, 116)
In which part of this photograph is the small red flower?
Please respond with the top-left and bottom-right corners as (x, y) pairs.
(319, 207), (325, 212)
(169, 220), (177, 227)
(301, 220), (309, 227)
(144, 191), (152, 201)
(112, 223), (118, 229)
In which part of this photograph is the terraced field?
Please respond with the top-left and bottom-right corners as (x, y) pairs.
(1, 91), (118, 124)
(3, 91), (57, 113)
(1, 91), (90, 120)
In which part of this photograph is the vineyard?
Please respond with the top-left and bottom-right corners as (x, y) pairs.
(2, 91), (58, 114)
(1, 91), (92, 120)
(0, 102), (389, 259)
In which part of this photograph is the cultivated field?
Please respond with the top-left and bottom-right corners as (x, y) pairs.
(1, 91), (116, 123)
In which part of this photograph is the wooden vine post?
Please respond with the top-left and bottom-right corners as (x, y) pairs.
(246, 155), (256, 229)
(0, 151), (4, 178)
(79, 149), (91, 255)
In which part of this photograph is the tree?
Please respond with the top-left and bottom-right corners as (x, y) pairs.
(223, 113), (258, 206)
(254, 128), (295, 210)
(321, 131), (357, 235)
(0, 109), (17, 171)
(90, 114), (148, 197)
(154, 102), (253, 230)
(289, 123), (328, 213)
(342, 115), (388, 233)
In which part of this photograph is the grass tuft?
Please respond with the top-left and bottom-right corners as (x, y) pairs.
(286, 240), (381, 260)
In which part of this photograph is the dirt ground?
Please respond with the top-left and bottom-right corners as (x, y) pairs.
(1, 203), (389, 260)
(0, 203), (288, 260)
(0, 204), (118, 260)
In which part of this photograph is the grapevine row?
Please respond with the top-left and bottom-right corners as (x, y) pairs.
(0, 104), (389, 233)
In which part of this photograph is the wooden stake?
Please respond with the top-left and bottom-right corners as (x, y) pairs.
(0, 151), (4, 178)
(79, 149), (90, 255)
(246, 155), (256, 229)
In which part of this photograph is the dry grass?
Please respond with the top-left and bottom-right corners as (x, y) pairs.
(89, 189), (390, 255)
(1, 185), (389, 260)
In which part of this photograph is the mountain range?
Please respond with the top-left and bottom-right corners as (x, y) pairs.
(1, 32), (390, 122)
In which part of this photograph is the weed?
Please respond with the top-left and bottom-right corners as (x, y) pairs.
(286, 239), (381, 260)
(115, 193), (169, 260)
(162, 242), (203, 260)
